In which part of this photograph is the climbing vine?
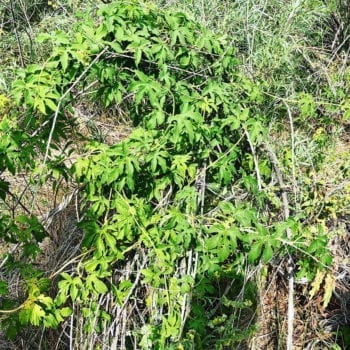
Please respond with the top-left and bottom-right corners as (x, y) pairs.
(0, 1), (334, 348)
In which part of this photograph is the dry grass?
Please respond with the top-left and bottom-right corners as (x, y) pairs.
(0, 101), (133, 349)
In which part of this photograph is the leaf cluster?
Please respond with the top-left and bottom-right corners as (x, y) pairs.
(0, 0), (343, 348)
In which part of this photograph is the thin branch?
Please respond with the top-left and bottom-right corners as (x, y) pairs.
(244, 128), (262, 191)
(264, 142), (294, 350)
(0, 302), (25, 314)
(0, 243), (20, 270)
(105, 50), (212, 79)
(9, 0), (25, 67)
(178, 163), (206, 339)
(42, 46), (109, 167)
(6, 188), (32, 215)
(49, 248), (93, 279)
(283, 101), (297, 207)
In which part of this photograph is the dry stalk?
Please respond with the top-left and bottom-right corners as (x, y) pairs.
(244, 127), (262, 191)
(264, 139), (295, 350)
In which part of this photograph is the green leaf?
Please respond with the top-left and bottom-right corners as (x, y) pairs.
(43, 313), (59, 328)
(60, 50), (69, 72)
(61, 272), (72, 282)
(219, 201), (234, 213)
(19, 308), (30, 325)
(308, 238), (325, 253)
(206, 234), (220, 250)
(217, 245), (231, 262)
(320, 253), (332, 267)
(245, 119), (265, 143)
(135, 48), (142, 66)
(104, 231), (117, 251)
(234, 207), (256, 227)
(55, 292), (68, 307)
(93, 278), (108, 294)
(70, 284), (79, 301)
(262, 244), (273, 263)
(248, 242), (262, 263)
(35, 98), (46, 115)
(0, 280), (8, 295)
(180, 55), (190, 67)
(0, 180), (9, 200)
(96, 236), (106, 257)
(30, 303), (45, 326)
(35, 33), (52, 43)
(60, 307), (72, 317)
(45, 98), (57, 112)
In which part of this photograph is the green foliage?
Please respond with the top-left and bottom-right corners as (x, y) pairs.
(1, 1), (269, 346)
(0, 0), (346, 348)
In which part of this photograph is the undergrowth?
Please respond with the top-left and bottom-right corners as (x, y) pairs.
(0, 0), (349, 349)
